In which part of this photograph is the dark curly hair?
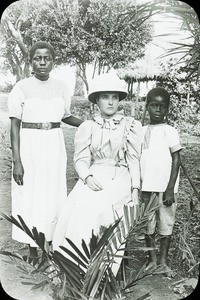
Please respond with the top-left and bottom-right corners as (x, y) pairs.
(146, 87), (170, 107)
(29, 41), (55, 62)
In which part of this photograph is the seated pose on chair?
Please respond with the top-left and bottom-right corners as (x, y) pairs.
(53, 73), (142, 275)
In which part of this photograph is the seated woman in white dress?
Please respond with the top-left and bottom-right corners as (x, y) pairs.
(52, 73), (142, 273)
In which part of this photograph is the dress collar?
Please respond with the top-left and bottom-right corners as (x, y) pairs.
(147, 122), (167, 127)
(93, 113), (124, 129)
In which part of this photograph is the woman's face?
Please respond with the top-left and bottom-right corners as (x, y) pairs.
(31, 48), (54, 81)
(96, 92), (120, 118)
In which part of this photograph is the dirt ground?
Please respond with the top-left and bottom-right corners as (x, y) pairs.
(0, 93), (199, 300)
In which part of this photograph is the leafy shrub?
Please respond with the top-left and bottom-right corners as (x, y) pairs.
(0, 83), (14, 93)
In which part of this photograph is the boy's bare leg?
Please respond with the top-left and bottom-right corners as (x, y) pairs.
(158, 235), (175, 277)
(145, 233), (157, 269)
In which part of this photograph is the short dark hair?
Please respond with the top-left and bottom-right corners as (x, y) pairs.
(29, 41), (55, 61)
(146, 87), (170, 107)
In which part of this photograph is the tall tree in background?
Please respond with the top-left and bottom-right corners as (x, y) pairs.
(0, 0), (43, 81)
(28, 0), (154, 91)
(1, 0), (154, 91)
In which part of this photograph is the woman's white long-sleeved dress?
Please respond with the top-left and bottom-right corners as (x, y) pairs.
(8, 76), (71, 246)
(53, 113), (142, 264)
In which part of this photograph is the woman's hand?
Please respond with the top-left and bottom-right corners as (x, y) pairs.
(85, 175), (103, 191)
(13, 161), (24, 185)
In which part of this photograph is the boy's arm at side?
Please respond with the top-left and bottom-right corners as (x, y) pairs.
(163, 151), (181, 206)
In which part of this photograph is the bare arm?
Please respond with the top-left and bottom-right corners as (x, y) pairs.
(163, 151), (181, 206)
(62, 115), (83, 127)
(10, 117), (24, 185)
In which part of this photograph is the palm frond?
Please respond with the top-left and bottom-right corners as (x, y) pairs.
(89, 230), (98, 255)
(30, 280), (49, 291)
(83, 249), (107, 296)
(52, 250), (85, 278)
(17, 215), (35, 240)
(31, 227), (46, 251)
(87, 263), (108, 299)
(65, 237), (89, 264)
(0, 214), (48, 250)
(81, 239), (91, 259)
(92, 219), (121, 258)
(59, 245), (87, 269)
(0, 250), (23, 260)
(1, 194), (160, 300)
(0, 213), (24, 232)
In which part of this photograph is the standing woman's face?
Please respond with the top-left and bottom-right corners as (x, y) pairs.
(31, 48), (54, 81)
(96, 92), (120, 118)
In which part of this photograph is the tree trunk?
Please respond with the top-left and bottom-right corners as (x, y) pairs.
(73, 65), (85, 97)
(131, 81), (140, 117)
(130, 78), (133, 100)
(5, 19), (30, 81)
(135, 81), (140, 118)
(92, 58), (97, 79)
(79, 63), (89, 94)
(6, 19), (29, 60)
(23, 58), (30, 79)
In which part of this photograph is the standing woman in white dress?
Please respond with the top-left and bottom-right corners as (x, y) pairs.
(53, 74), (142, 273)
(7, 41), (83, 258)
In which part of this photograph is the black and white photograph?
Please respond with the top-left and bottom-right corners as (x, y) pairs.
(0, 0), (199, 299)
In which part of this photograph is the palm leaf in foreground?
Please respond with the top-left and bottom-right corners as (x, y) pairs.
(0, 195), (160, 299)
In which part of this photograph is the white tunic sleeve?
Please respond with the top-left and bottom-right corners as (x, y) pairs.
(62, 85), (71, 119)
(74, 120), (93, 181)
(7, 84), (25, 120)
(165, 126), (182, 153)
(125, 118), (142, 189)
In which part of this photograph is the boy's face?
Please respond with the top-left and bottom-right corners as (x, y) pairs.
(31, 48), (54, 81)
(147, 95), (168, 124)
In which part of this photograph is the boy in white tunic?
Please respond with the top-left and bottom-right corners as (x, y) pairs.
(140, 87), (182, 276)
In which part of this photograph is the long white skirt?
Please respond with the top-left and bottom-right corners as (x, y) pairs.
(12, 128), (67, 247)
(53, 163), (132, 273)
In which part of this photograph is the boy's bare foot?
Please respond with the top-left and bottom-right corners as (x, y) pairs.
(156, 264), (176, 277)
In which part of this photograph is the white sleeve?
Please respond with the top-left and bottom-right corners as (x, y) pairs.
(166, 126), (182, 153)
(7, 84), (25, 120)
(62, 85), (71, 119)
(74, 121), (93, 181)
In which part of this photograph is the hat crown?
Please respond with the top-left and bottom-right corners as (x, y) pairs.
(88, 73), (127, 103)
(89, 73), (126, 94)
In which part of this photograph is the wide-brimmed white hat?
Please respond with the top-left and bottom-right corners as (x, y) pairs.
(88, 73), (127, 103)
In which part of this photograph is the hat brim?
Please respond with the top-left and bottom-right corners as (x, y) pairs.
(88, 91), (127, 104)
